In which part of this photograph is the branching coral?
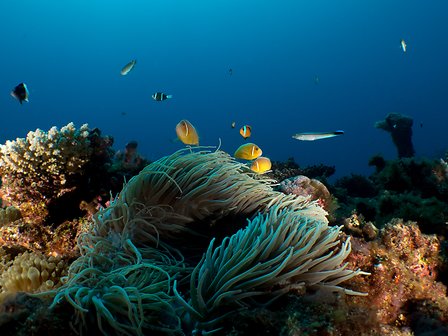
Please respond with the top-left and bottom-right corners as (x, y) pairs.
(175, 205), (369, 333)
(0, 122), (92, 215)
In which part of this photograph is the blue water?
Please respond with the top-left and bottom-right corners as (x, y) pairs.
(2, 0), (447, 178)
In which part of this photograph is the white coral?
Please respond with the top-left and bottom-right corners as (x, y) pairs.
(0, 122), (93, 203)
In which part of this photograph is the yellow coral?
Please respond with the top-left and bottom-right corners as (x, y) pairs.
(0, 206), (22, 226)
(0, 251), (68, 302)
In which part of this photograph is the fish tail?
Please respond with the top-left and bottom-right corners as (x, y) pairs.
(166, 95), (173, 99)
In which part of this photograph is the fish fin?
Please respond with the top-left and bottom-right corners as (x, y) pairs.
(166, 95), (173, 99)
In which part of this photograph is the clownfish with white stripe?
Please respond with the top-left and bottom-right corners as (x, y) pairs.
(175, 119), (199, 145)
(239, 125), (252, 139)
(250, 157), (272, 174)
(234, 143), (262, 160)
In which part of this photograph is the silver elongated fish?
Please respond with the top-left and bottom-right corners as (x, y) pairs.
(292, 130), (344, 141)
(400, 39), (407, 53)
(120, 59), (136, 75)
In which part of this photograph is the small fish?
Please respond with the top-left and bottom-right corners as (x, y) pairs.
(120, 59), (136, 75)
(152, 92), (173, 101)
(239, 125), (252, 139)
(11, 83), (29, 104)
(231, 121), (236, 128)
(234, 143), (262, 160)
(176, 119), (199, 145)
(292, 130), (344, 141)
(400, 39), (407, 53)
(251, 157), (272, 174)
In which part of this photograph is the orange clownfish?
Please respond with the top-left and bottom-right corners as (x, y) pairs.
(250, 157), (272, 174)
(239, 125), (252, 139)
(176, 119), (199, 145)
(234, 143), (262, 160)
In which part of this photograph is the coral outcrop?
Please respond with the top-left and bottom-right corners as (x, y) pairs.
(0, 123), (91, 214)
(0, 251), (68, 302)
(334, 156), (448, 235)
(375, 112), (415, 158)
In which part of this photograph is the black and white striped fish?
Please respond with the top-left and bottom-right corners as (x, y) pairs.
(152, 92), (173, 101)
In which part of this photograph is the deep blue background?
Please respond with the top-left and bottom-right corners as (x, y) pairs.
(1, 0), (447, 178)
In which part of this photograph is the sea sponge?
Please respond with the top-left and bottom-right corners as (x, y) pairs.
(0, 122), (92, 210)
(0, 251), (68, 302)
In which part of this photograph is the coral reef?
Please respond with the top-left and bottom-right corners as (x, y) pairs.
(0, 123), (91, 219)
(344, 219), (448, 331)
(335, 156), (448, 235)
(2, 123), (447, 335)
(222, 219), (448, 335)
(0, 123), (119, 226)
(278, 175), (338, 220)
(43, 148), (363, 335)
